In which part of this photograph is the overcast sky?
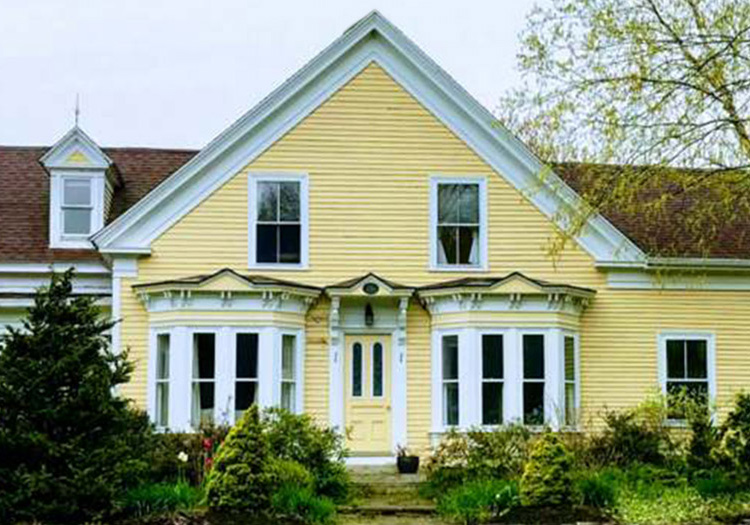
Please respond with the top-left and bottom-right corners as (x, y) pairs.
(0, 0), (538, 149)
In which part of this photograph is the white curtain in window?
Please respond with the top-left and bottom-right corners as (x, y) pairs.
(468, 229), (479, 265)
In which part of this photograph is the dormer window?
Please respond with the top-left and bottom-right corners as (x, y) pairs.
(40, 126), (115, 250)
(62, 178), (93, 236)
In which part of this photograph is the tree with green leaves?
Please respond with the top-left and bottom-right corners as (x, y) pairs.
(501, 0), (750, 259)
(0, 269), (154, 524)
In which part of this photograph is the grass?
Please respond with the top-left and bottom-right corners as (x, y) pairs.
(119, 480), (204, 518)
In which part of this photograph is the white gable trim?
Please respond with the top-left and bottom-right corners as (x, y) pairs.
(91, 11), (645, 265)
(40, 126), (112, 170)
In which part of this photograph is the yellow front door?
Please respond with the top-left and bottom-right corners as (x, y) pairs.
(344, 334), (391, 454)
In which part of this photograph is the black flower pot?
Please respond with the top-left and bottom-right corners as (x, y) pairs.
(397, 455), (420, 474)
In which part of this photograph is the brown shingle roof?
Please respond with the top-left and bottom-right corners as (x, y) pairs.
(0, 146), (196, 264)
(1, 145), (748, 263)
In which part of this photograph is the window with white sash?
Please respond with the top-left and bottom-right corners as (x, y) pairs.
(155, 333), (170, 428)
(62, 178), (93, 236)
(659, 333), (715, 420)
(431, 177), (487, 269)
(442, 334), (460, 426)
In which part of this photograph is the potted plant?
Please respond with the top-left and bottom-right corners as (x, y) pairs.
(396, 445), (420, 474)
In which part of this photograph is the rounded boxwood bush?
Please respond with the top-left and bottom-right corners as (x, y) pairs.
(520, 431), (574, 507)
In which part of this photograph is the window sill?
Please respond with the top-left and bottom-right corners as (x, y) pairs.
(248, 263), (309, 271)
(50, 238), (94, 250)
(429, 265), (488, 273)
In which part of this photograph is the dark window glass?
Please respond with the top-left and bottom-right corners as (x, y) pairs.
(444, 383), (459, 426)
(523, 383), (544, 425)
(257, 224), (278, 263)
(666, 340), (685, 378)
(437, 184), (460, 223)
(373, 343), (383, 397)
(687, 340), (708, 379)
(257, 182), (278, 221)
(482, 382), (503, 425)
(235, 382), (257, 412)
(565, 337), (575, 382)
(352, 343), (363, 397)
(442, 335), (459, 380)
(523, 335), (544, 379)
(236, 333), (258, 378)
(458, 226), (478, 264)
(279, 225), (301, 263)
(438, 226), (458, 264)
(279, 182), (300, 221)
(482, 335), (503, 379)
(198, 383), (215, 411)
(194, 334), (215, 379)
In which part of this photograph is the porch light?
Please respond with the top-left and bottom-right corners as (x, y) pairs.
(365, 303), (374, 327)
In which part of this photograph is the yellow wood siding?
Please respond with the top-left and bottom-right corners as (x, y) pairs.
(117, 62), (750, 443)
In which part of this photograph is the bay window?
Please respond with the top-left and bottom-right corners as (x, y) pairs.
(442, 334), (460, 426)
(191, 333), (216, 427)
(523, 334), (545, 426)
(481, 334), (504, 425)
(155, 333), (170, 428)
(563, 335), (577, 427)
(235, 333), (259, 421)
(281, 334), (297, 412)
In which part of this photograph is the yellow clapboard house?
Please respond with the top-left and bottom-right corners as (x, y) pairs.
(2, 11), (749, 463)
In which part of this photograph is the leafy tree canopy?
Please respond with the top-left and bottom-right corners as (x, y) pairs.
(502, 0), (750, 258)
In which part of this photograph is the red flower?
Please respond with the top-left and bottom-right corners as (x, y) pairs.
(202, 438), (213, 451)
(204, 456), (214, 471)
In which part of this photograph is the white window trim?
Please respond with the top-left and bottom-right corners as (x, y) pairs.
(248, 172), (309, 270)
(478, 330), (509, 428)
(150, 330), (172, 430)
(437, 330), (462, 429)
(429, 175), (488, 272)
(561, 331), (581, 430)
(657, 331), (716, 424)
(49, 171), (105, 249)
(520, 330), (548, 428)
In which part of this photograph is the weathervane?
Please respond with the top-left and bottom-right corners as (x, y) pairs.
(74, 93), (80, 127)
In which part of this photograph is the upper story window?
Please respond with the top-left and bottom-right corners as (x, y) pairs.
(249, 173), (309, 268)
(62, 178), (93, 236)
(431, 177), (487, 270)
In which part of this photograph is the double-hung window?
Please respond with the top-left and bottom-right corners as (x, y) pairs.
(433, 178), (486, 268)
(62, 178), (93, 236)
(235, 333), (259, 421)
(481, 334), (504, 425)
(281, 334), (297, 412)
(662, 335), (712, 419)
(155, 333), (170, 428)
(522, 334), (545, 425)
(442, 335), (460, 426)
(250, 174), (308, 267)
(191, 333), (216, 428)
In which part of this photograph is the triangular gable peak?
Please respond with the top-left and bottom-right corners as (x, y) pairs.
(92, 11), (645, 265)
(326, 273), (414, 298)
(40, 126), (112, 171)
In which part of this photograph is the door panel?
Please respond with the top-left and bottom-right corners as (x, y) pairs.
(344, 335), (391, 454)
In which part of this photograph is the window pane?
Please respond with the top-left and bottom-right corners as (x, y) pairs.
(687, 340), (708, 379)
(63, 179), (91, 205)
(193, 334), (215, 379)
(236, 333), (258, 378)
(156, 334), (170, 380)
(458, 184), (479, 223)
(192, 382), (214, 426)
(667, 381), (708, 418)
(235, 381), (257, 418)
(565, 383), (576, 426)
(444, 383), (459, 426)
(63, 208), (91, 234)
(523, 335), (545, 379)
(482, 382), (502, 425)
(437, 184), (460, 223)
(281, 383), (295, 412)
(458, 226), (479, 265)
(156, 383), (169, 427)
(482, 335), (503, 379)
(279, 182), (300, 221)
(523, 383), (544, 425)
(442, 335), (459, 380)
(564, 336), (575, 381)
(352, 343), (363, 397)
(279, 225), (301, 263)
(257, 224), (278, 263)
(666, 340), (685, 379)
(373, 342), (383, 397)
(282, 335), (296, 380)
(257, 182), (278, 221)
(438, 226), (458, 265)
